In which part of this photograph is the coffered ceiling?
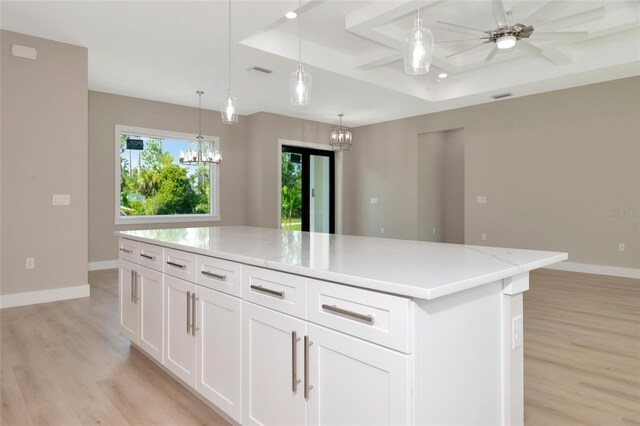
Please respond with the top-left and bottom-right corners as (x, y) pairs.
(2, 1), (639, 126)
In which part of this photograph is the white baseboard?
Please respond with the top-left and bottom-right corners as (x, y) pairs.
(544, 261), (640, 279)
(0, 284), (90, 309)
(89, 259), (119, 271)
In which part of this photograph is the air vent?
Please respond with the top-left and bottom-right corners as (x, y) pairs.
(492, 93), (513, 99)
(247, 66), (273, 75)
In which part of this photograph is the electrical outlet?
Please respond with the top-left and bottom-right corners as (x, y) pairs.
(52, 194), (70, 205)
(477, 196), (487, 204)
(380, 227), (385, 234)
(512, 316), (523, 350)
(25, 257), (35, 269)
(481, 233), (487, 241)
(432, 227), (436, 235)
(619, 243), (625, 252)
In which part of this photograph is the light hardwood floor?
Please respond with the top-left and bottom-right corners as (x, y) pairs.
(1, 269), (638, 425)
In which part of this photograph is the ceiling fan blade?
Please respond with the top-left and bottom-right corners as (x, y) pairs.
(532, 31), (589, 41)
(522, 0), (570, 25)
(492, 0), (508, 27)
(435, 38), (489, 44)
(445, 42), (490, 59)
(517, 41), (572, 65)
(485, 47), (500, 61)
(535, 7), (605, 31)
(437, 21), (488, 35)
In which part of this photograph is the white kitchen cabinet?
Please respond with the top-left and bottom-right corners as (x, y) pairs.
(164, 274), (197, 387)
(119, 259), (138, 342)
(196, 286), (242, 423)
(137, 265), (164, 363)
(242, 301), (306, 426)
(306, 323), (411, 426)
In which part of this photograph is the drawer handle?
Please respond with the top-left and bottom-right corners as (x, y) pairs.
(201, 270), (227, 281)
(321, 304), (374, 325)
(140, 253), (155, 260)
(119, 248), (132, 254)
(250, 284), (284, 299)
(167, 261), (186, 269)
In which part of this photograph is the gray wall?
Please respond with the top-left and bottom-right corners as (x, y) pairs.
(417, 128), (465, 244)
(344, 77), (640, 269)
(1, 30), (88, 295)
(88, 91), (247, 262)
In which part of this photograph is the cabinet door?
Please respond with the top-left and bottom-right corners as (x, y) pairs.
(242, 302), (306, 426)
(137, 265), (164, 363)
(164, 275), (197, 387)
(196, 287), (242, 423)
(119, 260), (138, 342)
(307, 324), (411, 426)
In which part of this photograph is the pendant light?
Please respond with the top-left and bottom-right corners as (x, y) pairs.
(221, 0), (238, 124)
(329, 114), (352, 152)
(180, 91), (222, 165)
(402, 0), (434, 75)
(289, 0), (311, 105)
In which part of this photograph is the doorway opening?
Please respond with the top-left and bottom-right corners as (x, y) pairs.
(417, 128), (465, 243)
(281, 145), (335, 234)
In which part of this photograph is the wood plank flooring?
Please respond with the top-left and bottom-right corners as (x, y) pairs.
(1, 268), (638, 425)
(524, 269), (640, 426)
(0, 270), (228, 426)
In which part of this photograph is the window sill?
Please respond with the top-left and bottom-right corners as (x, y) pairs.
(115, 214), (221, 226)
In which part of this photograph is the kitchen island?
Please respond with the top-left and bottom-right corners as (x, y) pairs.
(117, 226), (567, 426)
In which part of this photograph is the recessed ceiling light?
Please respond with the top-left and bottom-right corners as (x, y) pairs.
(436, 79), (441, 83)
(438, 73), (448, 79)
(285, 11), (297, 19)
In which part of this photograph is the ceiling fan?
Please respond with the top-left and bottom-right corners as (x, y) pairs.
(436, 0), (605, 64)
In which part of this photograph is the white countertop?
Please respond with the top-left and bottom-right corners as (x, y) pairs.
(118, 226), (567, 300)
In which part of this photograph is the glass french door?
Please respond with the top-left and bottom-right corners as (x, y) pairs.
(281, 146), (335, 234)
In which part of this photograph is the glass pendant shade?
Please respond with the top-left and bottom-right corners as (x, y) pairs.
(289, 63), (312, 106)
(329, 114), (352, 152)
(402, 17), (434, 75)
(221, 91), (238, 124)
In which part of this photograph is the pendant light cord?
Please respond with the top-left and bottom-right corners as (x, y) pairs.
(298, 0), (302, 64)
(228, 0), (231, 93)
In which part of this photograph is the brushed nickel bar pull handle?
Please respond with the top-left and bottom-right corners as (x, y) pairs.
(186, 291), (192, 334)
(201, 270), (227, 280)
(250, 284), (285, 299)
(130, 270), (135, 303)
(120, 248), (132, 254)
(292, 331), (301, 392)
(133, 272), (138, 304)
(321, 304), (374, 325)
(140, 253), (155, 260)
(191, 293), (198, 336)
(304, 335), (313, 399)
(167, 261), (186, 269)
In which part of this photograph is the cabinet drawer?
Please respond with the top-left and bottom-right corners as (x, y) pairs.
(197, 255), (242, 297)
(242, 265), (306, 319)
(118, 239), (139, 263)
(163, 248), (197, 282)
(307, 279), (412, 353)
(138, 242), (164, 272)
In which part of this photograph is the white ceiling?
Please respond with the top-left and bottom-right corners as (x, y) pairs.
(2, 0), (639, 127)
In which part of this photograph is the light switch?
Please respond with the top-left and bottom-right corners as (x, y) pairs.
(477, 196), (487, 204)
(52, 194), (70, 205)
(370, 197), (378, 205)
(26, 257), (35, 269)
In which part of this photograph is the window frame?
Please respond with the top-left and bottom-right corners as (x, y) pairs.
(114, 124), (221, 225)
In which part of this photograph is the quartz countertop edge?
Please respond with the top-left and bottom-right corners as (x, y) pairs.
(116, 227), (568, 300)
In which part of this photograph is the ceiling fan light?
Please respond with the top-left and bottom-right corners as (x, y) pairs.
(496, 35), (516, 49)
(402, 17), (434, 75)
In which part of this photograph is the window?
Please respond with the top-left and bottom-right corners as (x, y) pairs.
(115, 125), (220, 224)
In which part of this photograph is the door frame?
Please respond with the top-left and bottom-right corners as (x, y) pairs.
(277, 139), (343, 234)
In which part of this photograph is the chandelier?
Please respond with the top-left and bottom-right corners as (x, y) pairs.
(179, 91), (222, 165)
(329, 114), (352, 152)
